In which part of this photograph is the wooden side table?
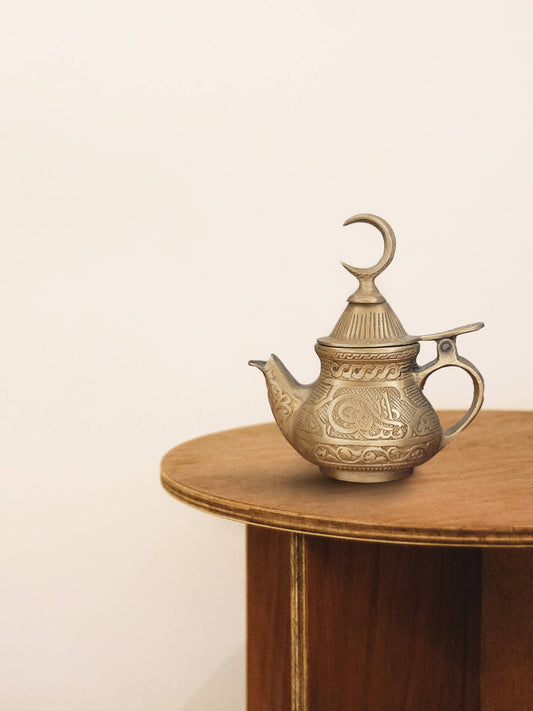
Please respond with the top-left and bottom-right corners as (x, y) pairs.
(160, 411), (533, 711)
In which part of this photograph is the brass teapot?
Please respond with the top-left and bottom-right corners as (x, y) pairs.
(249, 214), (484, 483)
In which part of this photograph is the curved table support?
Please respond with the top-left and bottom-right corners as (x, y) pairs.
(248, 531), (533, 711)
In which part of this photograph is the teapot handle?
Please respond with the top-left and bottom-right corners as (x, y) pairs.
(414, 331), (484, 450)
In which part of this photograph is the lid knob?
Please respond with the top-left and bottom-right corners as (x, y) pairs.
(342, 214), (396, 304)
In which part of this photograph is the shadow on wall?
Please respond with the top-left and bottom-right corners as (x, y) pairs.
(180, 646), (245, 711)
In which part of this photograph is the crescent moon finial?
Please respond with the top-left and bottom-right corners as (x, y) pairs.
(341, 214), (396, 303)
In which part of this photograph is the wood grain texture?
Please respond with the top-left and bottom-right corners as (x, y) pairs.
(247, 526), (291, 711)
(481, 549), (533, 710)
(305, 538), (481, 711)
(161, 411), (533, 546)
(245, 530), (533, 710)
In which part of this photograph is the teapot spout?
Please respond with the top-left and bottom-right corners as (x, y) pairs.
(249, 354), (311, 443)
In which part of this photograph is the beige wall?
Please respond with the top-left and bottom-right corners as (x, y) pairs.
(2, 1), (532, 708)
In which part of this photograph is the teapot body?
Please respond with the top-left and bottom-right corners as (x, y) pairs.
(249, 213), (485, 483)
(292, 343), (442, 482)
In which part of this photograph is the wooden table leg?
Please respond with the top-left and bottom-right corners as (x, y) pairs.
(481, 549), (533, 710)
(247, 526), (292, 711)
(305, 537), (481, 711)
(247, 528), (533, 711)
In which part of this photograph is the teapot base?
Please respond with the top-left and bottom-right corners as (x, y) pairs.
(321, 466), (413, 484)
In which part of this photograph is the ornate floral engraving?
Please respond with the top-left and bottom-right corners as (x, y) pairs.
(311, 440), (437, 466)
(316, 344), (418, 382)
(295, 435), (439, 469)
(257, 345), (445, 477)
(295, 409), (323, 436)
(317, 386), (419, 441)
(412, 410), (439, 437)
(267, 380), (299, 425)
(328, 362), (407, 381)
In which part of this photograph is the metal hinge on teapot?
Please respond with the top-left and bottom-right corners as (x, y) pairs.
(249, 214), (484, 483)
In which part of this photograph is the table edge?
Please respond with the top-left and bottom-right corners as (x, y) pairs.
(160, 466), (533, 548)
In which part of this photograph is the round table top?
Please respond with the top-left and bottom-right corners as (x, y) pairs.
(160, 411), (533, 547)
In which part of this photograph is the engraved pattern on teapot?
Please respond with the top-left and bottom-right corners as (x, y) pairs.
(249, 214), (484, 483)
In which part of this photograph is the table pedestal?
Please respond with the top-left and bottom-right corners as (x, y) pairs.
(160, 414), (533, 710)
(247, 527), (533, 711)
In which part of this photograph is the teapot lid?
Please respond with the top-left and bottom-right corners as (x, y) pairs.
(317, 214), (425, 348)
